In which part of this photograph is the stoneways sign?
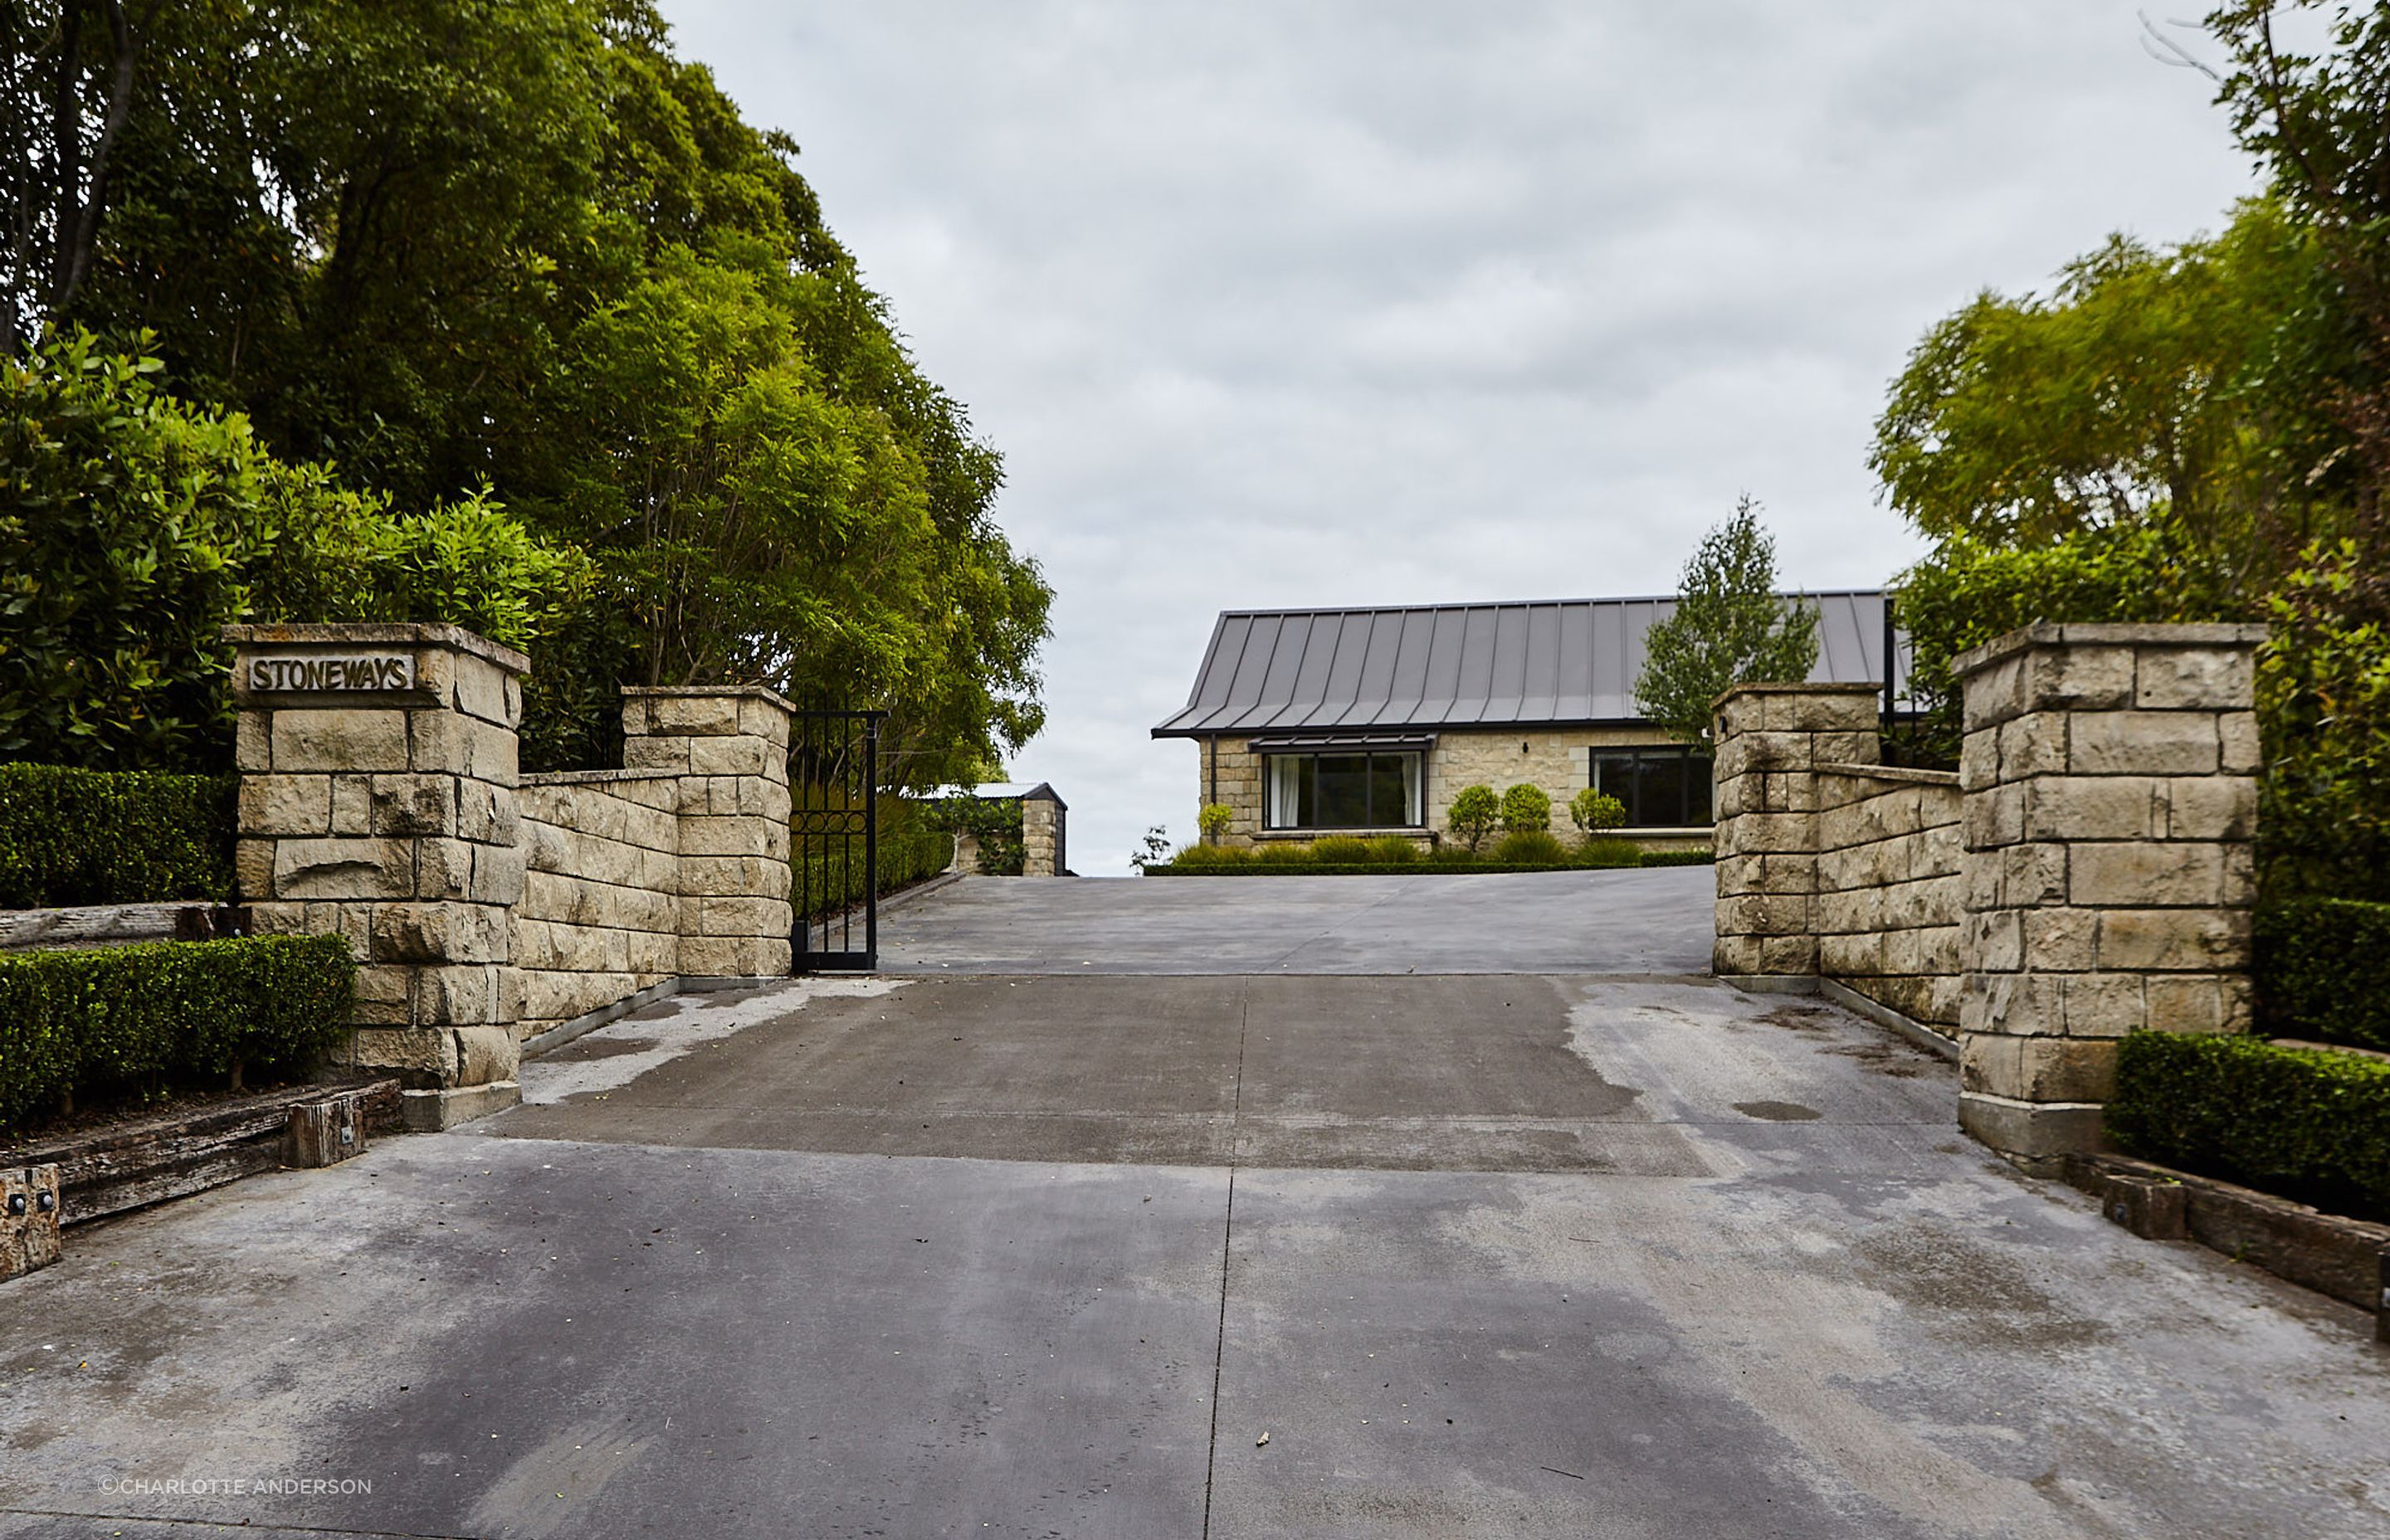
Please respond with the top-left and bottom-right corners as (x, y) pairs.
(245, 655), (416, 693)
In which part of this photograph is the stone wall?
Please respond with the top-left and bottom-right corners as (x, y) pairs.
(1711, 621), (2266, 1165)
(515, 772), (682, 1043)
(1710, 684), (1885, 981)
(230, 625), (802, 1127)
(1814, 764), (1963, 1034)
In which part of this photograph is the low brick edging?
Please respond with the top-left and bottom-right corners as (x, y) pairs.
(2064, 1151), (2390, 1340)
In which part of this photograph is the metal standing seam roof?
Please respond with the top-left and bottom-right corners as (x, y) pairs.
(1151, 592), (1904, 738)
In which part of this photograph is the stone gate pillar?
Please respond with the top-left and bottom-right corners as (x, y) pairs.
(1953, 623), (2266, 1165)
(228, 623), (529, 1129)
(621, 688), (795, 981)
(1710, 682), (1884, 985)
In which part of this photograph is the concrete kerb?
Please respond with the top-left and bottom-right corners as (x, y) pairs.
(1818, 976), (1962, 1061)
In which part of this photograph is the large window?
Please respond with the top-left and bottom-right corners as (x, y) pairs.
(1591, 747), (1713, 829)
(1266, 751), (1423, 830)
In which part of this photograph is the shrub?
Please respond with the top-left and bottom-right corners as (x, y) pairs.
(1447, 785), (1500, 851)
(1493, 829), (1567, 865)
(1170, 841), (1251, 869)
(1255, 841), (1315, 865)
(934, 794), (1025, 876)
(1500, 783), (1553, 835)
(1, 331), (590, 772)
(1569, 787), (1626, 833)
(2257, 542), (2390, 902)
(1310, 835), (1373, 863)
(1636, 848), (1718, 867)
(0, 933), (354, 1131)
(2107, 1031), (2390, 1222)
(1197, 803), (1235, 840)
(1576, 836), (1644, 867)
(2256, 896), (2390, 1052)
(0, 764), (236, 907)
(1365, 834), (1419, 863)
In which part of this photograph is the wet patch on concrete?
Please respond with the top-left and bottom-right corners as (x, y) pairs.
(1733, 1099), (1822, 1122)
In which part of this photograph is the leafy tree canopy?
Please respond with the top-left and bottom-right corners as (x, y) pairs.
(13, 0), (1048, 784)
(1634, 496), (1821, 748)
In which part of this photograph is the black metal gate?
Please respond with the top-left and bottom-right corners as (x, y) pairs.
(790, 709), (883, 972)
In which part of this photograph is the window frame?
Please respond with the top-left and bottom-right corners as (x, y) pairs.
(1588, 745), (1714, 829)
(1261, 748), (1426, 831)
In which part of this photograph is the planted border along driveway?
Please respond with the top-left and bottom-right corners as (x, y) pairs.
(2, 870), (2388, 1540)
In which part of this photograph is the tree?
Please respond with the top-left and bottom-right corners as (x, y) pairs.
(1870, 199), (2345, 610)
(2199, 2), (2390, 617)
(40, 0), (1052, 783)
(2, 0), (145, 353)
(1634, 497), (1820, 748)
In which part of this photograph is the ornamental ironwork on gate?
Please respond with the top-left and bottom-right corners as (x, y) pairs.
(789, 709), (884, 972)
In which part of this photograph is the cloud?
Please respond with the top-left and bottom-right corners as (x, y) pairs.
(662, 0), (2257, 873)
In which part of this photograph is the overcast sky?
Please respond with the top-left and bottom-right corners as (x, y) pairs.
(661, 0), (2258, 875)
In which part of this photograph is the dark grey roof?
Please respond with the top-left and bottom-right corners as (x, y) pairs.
(1152, 592), (1903, 737)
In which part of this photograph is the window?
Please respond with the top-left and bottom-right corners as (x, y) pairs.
(1590, 747), (1713, 828)
(1265, 751), (1423, 829)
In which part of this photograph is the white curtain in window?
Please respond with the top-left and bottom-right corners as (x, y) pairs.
(1402, 753), (1422, 825)
(1268, 755), (1304, 828)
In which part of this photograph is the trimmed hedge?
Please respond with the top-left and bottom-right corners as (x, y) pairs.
(1146, 851), (1712, 876)
(2256, 896), (2390, 1053)
(0, 763), (237, 907)
(0, 933), (354, 1133)
(2106, 1031), (2390, 1223)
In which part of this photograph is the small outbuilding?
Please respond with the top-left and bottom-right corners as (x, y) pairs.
(934, 782), (1070, 876)
(1152, 592), (1902, 850)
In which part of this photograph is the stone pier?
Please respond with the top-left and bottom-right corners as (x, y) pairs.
(230, 624), (529, 1129)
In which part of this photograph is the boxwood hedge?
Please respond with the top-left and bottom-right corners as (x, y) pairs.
(2106, 1031), (2390, 1223)
(0, 934), (354, 1132)
(0, 763), (237, 908)
(2256, 895), (2390, 1053)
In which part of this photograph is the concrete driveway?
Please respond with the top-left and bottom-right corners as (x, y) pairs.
(880, 864), (1717, 975)
(3, 870), (2387, 1539)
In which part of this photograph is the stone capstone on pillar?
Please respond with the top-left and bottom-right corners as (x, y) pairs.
(228, 623), (529, 1130)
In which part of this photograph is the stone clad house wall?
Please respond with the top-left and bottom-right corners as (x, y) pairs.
(1195, 726), (1700, 849)
(229, 625), (799, 1129)
(1711, 622), (2266, 1167)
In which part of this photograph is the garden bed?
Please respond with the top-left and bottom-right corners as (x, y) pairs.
(1146, 850), (1714, 876)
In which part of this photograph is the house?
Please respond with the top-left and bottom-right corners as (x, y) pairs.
(1151, 592), (1902, 849)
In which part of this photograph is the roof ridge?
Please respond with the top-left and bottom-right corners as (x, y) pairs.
(1207, 588), (1882, 618)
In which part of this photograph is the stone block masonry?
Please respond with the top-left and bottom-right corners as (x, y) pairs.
(1711, 621), (2266, 1168)
(1952, 623), (2265, 1164)
(231, 625), (803, 1128)
(230, 623), (529, 1131)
